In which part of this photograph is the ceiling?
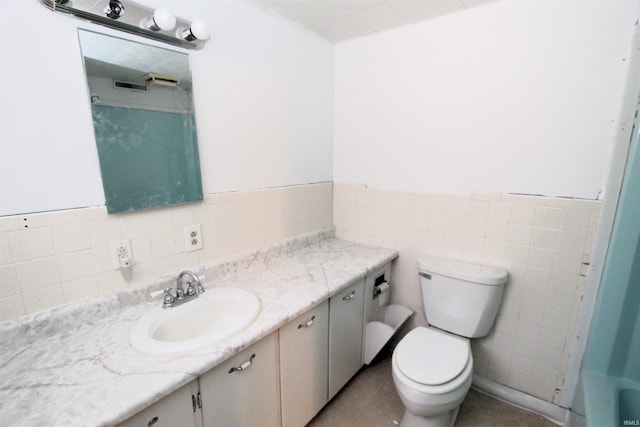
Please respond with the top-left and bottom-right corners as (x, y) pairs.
(250, 0), (498, 43)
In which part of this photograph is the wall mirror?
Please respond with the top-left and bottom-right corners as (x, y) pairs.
(78, 29), (203, 214)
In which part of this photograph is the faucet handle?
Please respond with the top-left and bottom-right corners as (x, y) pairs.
(185, 281), (197, 296)
(163, 288), (175, 306)
(196, 283), (205, 294)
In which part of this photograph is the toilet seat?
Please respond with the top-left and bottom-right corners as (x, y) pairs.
(394, 327), (470, 388)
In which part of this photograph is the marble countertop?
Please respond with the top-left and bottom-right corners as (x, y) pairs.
(0, 229), (398, 426)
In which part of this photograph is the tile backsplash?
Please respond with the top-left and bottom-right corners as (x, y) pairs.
(0, 183), (332, 321)
(333, 183), (600, 405)
(1, 180), (599, 406)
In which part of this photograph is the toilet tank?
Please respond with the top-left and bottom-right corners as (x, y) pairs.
(418, 256), (508, 338)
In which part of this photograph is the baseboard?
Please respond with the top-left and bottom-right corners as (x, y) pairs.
(472, 374), (569, 425)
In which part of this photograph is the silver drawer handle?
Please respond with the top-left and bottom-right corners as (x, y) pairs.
(228, 354), (256, 373)
(342, 291), (356, 301)
(298, 315), (316, 329)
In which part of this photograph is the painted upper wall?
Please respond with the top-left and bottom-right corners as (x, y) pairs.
(334, 0), (636, 199)
(0, 0), (333, 216)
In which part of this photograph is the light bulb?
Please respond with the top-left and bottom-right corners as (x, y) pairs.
(181, 20), (210, 41)
(141, 8), (176, 31)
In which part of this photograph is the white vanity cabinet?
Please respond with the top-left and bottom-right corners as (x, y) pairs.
(119, 265), (389, 427)
(279, 300), (329, 427)
(198, 332), (280, 427)
(328, 278), (365, 399)
(118, 380), (201, 427)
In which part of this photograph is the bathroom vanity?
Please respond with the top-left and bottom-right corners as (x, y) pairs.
(0, 229), (405, 427)
(122, 278), (373, 427)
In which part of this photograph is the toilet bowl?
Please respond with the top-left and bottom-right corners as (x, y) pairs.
(392, 327), (473, 427)
(391, 257), (508, 427)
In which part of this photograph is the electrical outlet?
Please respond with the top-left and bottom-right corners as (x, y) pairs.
(111, 240), (132, 270)
(184, 224), (203, 252)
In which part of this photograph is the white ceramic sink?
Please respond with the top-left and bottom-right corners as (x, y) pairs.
(130, 287), (261, 356)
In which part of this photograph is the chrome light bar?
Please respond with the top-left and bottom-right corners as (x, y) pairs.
(40, 0), (210, 50)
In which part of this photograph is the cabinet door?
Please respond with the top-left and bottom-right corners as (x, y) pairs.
(279, 300), (329, 427)
(118, 380), (200, 427)
(328, 279), (365, 399)
(199, 332), (280, 427)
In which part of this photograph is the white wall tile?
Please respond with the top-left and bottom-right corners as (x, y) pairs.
(529, 247), (556, 270)
(131, 238), (153, 264)
(534, 207), (564, 229)
(520, 305), (545, 325)
(555, 251), (583, 275)
(0, 265), (20, 297)
(0, 217), (21, 233)
(23, 210), (76, 229)
(120, 213), (150, 239)
(512, 338), (538, 360)
(52, 223), (91, 253)
(151, 233), (177, 260)
(92, 245), (112, 274)
(525, 266), (553, 287)
(466, 200), (490, 219)
(534, 197), (572, 208)
(471, 192), (502, 202)
(57, 250), (95, 282)
(542, 309), (571, 334)
(97, 270), (129, 295)
(489, 202), (512, 223)
(148, 210), (174, 235)
(9, 228), (55, 262)
(502, 194), (536, 205)
(503, 244), (530, 265)
(22, 284), (64, 313)
(531, 227), (559, 250)
(61, 276), (100, 303)
(15, 257), (59, 292)
(562, 209), (592, 232)
(510, 204), (536, 225)
(0, 234), (14, 265)
(507, 224), (532, 246)
(88, 219), (122, 246)
(0, 294), (25, 321)
(550, 271), (579, 295)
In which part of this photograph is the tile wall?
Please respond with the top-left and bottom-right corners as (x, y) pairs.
(0, 183), (333, 322)
(333, 183), (600, 405)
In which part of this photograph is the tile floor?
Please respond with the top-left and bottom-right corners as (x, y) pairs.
(308, 350), (559, 427)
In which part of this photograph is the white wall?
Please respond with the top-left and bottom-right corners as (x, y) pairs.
(334, 0), (636, 199)
(0, 0), (333, 216)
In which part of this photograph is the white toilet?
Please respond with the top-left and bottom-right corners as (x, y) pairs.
(392, 256), (508, 427)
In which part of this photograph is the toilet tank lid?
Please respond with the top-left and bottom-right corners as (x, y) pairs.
(418, 256), (508, 286)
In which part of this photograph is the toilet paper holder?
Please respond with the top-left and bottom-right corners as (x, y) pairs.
(372, 275), (387, 299)
(363, 266), (413, 365)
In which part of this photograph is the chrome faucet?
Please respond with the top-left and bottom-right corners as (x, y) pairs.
(162, 270), (205, 308)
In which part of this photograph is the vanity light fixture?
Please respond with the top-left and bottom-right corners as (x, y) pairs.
(41, 0), (209, 50)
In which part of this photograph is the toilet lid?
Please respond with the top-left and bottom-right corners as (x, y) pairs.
(395, 327), (469, 386)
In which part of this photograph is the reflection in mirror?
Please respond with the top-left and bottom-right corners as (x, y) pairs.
(78, 29), (203, 214)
